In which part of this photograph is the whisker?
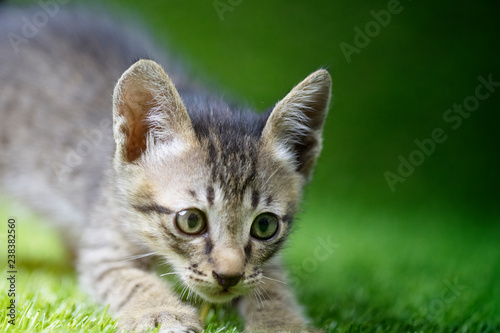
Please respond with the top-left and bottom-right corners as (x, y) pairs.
(261, 167), (282, 190)
(254, 292), (262, 309)
(160, 272), (177, 277)
(180, 285), (189, 300)
(256, 287), (263, 301)
(262, 275), (287, 285)
(253, 293), (260, 309)
(259, 290), (266, 308)
(255, 288), (265, 309)
(120, 252), (156, 262)
(260, 286), (272, 301)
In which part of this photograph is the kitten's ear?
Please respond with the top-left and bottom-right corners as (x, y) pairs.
(262, 69), (332, 182)
(112, 59), (194, 163)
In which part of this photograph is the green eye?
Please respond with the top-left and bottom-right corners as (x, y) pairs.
(175, 209), (207, 235)
(250, 213), (279, 240)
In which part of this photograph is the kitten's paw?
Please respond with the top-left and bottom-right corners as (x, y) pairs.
(157, 323), (198, 333)
(119, 305), (202, 333)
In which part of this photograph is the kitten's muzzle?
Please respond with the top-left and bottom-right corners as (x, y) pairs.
(211, 245), (245, 290)
(212, 271), (242, 290)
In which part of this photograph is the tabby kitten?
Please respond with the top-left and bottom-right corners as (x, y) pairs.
(0, 7), (331, 333)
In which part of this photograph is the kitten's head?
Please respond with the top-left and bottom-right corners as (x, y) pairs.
(111, 60), (331, 303)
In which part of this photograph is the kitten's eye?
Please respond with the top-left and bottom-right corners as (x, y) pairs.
(175, 209), (207, 235)
(250, 213), (279, 240)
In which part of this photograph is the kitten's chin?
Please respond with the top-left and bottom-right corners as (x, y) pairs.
(194, 288), (243, 304)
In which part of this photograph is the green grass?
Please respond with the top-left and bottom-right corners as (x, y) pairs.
(1, 199), (499, 332)
(2, 0), (500, 332)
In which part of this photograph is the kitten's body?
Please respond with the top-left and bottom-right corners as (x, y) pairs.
(0, 6), (331, 333)
(0, 7), (186, 243)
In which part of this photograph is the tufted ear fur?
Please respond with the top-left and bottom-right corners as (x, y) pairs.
(261, 69), (332, 182)
(112, 59), (195, 164)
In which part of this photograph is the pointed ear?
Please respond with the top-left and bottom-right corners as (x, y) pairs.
(112, 59), (194, 163)
(261, 69), (332, 182)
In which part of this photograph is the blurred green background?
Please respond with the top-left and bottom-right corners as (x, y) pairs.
(2, 0), (500, 331)
(100, 0), (500, 218)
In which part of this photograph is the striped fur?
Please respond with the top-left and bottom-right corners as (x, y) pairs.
(0, 6), (331, 333)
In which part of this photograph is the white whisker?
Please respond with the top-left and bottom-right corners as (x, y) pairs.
(260, 286), (272, 301)
(253, 293), (260, 309)
(255, 288), (265, 309)
(254, 292), (262, 309)
(160, 272), (177, 277)
(180, 285), (189, 300)
(120, 252), (156, 262)
(262, 275), (287, 284)
(261, 167), (282, 190)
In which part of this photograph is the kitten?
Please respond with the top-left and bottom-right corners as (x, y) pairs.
(0, 6), (331, 333)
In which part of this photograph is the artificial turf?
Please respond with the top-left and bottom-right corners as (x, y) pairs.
(2, 0), (499, 332)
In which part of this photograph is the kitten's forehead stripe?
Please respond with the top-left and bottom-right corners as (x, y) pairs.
(133, 204), (173, 215)
(189, 103), (269, 203)
(188, 190), (197, 198)
(266, 196), (273, 206)
(207, 134), (259, 202)
(206, 186), (215, 206)
(207, 140), (218, 179)
(251, 190), (260, 209)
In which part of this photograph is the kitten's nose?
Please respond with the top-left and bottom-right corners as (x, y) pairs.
(211, 245), (245, 289)
(212, 271), (242, 289)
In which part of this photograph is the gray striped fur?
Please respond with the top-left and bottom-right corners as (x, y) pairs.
(0, 6), (331, 332)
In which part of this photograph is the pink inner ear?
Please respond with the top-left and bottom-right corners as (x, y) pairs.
(126, 118), (148, 162)
(113, 60), (196, 163)
(123, 88), (151, 162)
